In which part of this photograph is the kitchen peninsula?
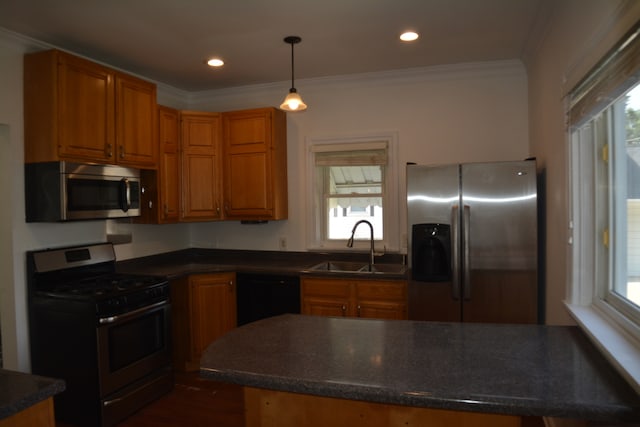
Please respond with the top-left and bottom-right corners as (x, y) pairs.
(200, 314), (640, 427)
(0, 369), (64, 426)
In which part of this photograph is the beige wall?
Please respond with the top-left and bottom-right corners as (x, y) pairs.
(526, 0), (640, 325)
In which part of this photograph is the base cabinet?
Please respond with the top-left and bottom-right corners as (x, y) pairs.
(0, 398), (55, 427)
(301, 277), (407, 320)
(171, 273), (236, 372)
(244, 387), (521, 427)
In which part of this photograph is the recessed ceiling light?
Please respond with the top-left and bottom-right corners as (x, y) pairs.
(206, 58), (224, 67)
(400, 31), (419, 42)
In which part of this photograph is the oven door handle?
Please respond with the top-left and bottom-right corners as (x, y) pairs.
(98, 300), (168, 325)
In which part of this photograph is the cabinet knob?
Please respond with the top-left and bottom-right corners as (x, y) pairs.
(119, 145), (125, 159)
(341, 305), (347, 316)
(357, 304), (361, 317)
(106, 144), (113, 157)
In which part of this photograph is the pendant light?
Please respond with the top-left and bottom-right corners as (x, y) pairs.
(280, 36), (307, 112)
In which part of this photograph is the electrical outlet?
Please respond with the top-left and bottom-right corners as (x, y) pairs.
(279, 237), (287, 250)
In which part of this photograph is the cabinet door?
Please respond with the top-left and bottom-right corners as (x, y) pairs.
(181, 112), (223, 221)
(357, 300), (407, 320)
(158, 106), (180, 222)
(189, 273), (237, 363)
(301, 278), (353, 317)
(115, 74), (157, 167)
(356, 280), (408, 320)
(303, 298), (350, 317)
(223, 108), (288, 220)
(57, 52), (115, 162)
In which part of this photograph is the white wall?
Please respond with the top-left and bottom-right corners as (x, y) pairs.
(187, 62), (530, 252)
(0, 29), (530, 371)
(526, 0), (640, 325)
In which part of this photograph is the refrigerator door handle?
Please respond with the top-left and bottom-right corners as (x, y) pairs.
(462, 204), (471, 300)
(451, 205), (461, 300)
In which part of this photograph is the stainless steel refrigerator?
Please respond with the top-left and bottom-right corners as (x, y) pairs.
(407, 160), (540, 324)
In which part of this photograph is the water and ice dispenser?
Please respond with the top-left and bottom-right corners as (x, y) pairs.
(411, 223), (452, 282)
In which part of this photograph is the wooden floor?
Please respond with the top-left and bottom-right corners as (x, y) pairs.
(56, 372), (245, 427)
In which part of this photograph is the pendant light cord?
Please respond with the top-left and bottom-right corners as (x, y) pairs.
(290, 41), (295, 90)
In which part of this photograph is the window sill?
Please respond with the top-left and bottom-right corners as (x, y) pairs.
(565, 302), (640, 393)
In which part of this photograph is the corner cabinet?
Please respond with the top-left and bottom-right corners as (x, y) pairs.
(181, 111), (224, 221)
(171, 273), (237, 372)
(301, 277), (408, 320)
(24, 49), (157, 168)
(222, 107), (288, 220)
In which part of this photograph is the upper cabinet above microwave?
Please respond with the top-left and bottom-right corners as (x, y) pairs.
(24, 49), (158, 169)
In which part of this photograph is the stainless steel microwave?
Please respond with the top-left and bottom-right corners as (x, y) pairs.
(25, 161), (142, 222)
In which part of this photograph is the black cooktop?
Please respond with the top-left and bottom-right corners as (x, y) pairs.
(37, 273), (167, 298)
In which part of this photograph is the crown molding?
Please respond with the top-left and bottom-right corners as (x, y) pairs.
(0, 26), (525, 111)
(187, 60), (525, 108)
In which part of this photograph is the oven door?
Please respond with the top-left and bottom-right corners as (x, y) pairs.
(97, 300), (171, 396)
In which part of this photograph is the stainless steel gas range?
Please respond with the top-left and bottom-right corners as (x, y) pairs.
(27, 242), (173, 427)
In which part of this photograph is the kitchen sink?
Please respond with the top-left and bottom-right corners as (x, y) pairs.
(306, 261), (407, 275)
(357, 263), (408, 274)
(307, 261), (368, 272)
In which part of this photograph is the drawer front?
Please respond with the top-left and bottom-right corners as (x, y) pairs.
(356, 281), (407, 301)
(301, 278), (351, 298)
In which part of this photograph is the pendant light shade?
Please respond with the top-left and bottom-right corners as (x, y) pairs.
(280, 36), (307, 112)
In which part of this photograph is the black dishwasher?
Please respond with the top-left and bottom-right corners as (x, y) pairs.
(236, 273), (301, 326)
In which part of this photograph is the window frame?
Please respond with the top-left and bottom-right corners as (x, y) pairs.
(568, 103), (640, 393)
(305, 132), (399, 253)
(566, 36), (640, 391)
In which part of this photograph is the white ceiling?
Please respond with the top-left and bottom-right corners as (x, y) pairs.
(0, 0), (547, 92)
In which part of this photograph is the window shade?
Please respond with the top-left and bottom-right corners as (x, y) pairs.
(312, 141), (388, 166)
(568, 21), (640, 128)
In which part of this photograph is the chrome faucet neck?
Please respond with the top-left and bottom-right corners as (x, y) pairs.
(347, 220), (375, 265)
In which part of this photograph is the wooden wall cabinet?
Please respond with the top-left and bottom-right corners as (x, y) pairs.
(301, 277), (408, 320)
(171, 273), (237, 372)
(24, 49), (157, 168)
(157, 106), (181, 222)
(138, 108), (222, 223)
(222, 107), (288, 221)
(138, 106), (288, 224)
(181, 111), (224, 221)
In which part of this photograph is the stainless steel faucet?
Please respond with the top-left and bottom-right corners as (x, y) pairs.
(347, 219), (375, 265)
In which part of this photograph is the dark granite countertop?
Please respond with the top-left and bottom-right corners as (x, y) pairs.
(0, 369), (65, 420)
(116, 248), (408, 280)
(200, 314), (640, 423)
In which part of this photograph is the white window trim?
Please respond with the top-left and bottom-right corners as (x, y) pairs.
(566, 109), (640, 394)
(305, 131), (400, 253)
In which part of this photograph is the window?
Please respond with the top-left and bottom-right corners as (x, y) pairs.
(567, 22), (640, 389)
(306, 133), (398, 252)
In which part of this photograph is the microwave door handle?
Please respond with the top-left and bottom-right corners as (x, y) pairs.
(120, 178), (131, 212)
